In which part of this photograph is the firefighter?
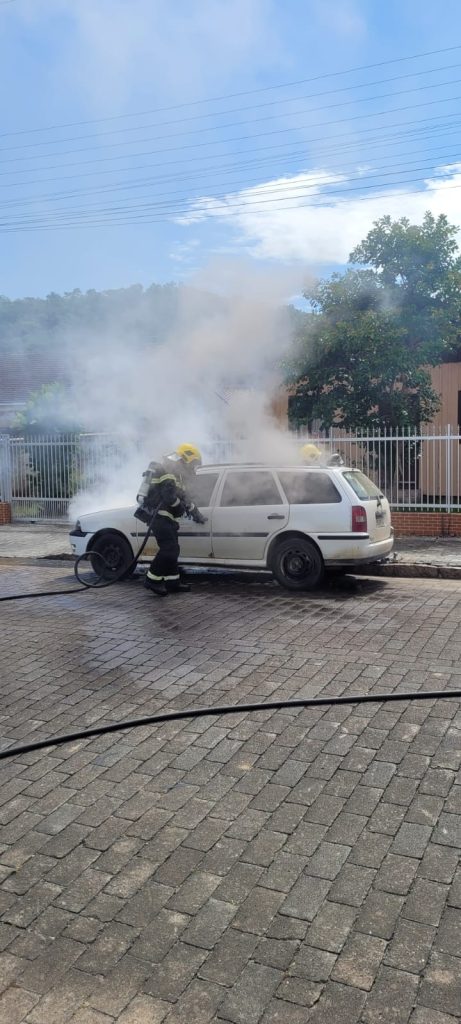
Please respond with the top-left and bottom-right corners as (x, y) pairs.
(300, 443), (324, 464)
(136, 450), (206, 597)
(165, 443), (202, 499)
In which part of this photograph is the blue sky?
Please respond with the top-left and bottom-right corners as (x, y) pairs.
(1, 0), (461, 298)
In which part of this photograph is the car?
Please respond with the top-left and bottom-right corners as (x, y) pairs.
(69, 463), (394, 591)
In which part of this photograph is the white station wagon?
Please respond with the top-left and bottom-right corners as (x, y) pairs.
(69, 464), (393, 591)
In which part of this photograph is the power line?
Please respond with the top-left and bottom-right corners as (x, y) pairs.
(3, 61), (461, 154)
(1, 113), (459, 193)
(2, 145), (460, 213)
(2, 42), (461, 139)
(2, 155), (459, 220)
(4, 83), (461, 167)
(2, 171), (460, 232)
(2, 96), (461, 187)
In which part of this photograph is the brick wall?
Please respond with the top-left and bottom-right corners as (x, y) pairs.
(0, 503), (11, 525)
(392, 511), (461, 537)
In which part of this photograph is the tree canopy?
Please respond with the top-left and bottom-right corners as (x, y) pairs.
(287, 212), (461, 430)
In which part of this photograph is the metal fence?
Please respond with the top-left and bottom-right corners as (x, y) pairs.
(2, 427), (461, 521)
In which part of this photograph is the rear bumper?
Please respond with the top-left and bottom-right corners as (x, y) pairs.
(325, 535), (394, 566)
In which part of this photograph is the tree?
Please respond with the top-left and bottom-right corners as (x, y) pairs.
(288, 213), (461, 431)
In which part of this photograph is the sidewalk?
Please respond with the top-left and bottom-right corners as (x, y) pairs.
(1, 522), (461, 579)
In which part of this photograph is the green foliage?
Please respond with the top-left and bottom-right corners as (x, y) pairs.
(14, 383), (80, 432)
(288, 213), (461, 430)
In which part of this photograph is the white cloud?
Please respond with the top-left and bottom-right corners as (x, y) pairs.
(176, 165), (461, 265)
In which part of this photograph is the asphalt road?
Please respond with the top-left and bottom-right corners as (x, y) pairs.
(1, 564), (460, 1023)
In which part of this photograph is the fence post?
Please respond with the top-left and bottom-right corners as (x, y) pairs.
(446, 424), (452, 514)
(0, 434), (13, 504)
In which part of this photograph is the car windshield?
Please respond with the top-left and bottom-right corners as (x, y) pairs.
(343, 470), (383, 500)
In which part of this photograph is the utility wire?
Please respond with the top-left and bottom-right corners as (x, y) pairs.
(2, 147), (460, 213)
(2, 102), (461, 183)
(4, 85), (461, 167)
(3, 62), (461, 153)
(1, 114), (459, 188)
(3, 178), (461, 234)
(1, 158), (459, 224)
(2, 42), (461, 139)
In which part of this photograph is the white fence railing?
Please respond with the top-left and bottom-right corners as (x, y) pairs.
(1, 427), (461, 521)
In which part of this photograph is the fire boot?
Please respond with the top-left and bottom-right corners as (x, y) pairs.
(166, 580), (191, 593)
(144, 574), (168, 597)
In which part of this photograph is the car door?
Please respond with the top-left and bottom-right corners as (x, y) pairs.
(135, 471), (218, 562)
(178, 470), (219, 561)
(212, 469), (288, 561)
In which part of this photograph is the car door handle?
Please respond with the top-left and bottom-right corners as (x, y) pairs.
(267, 513), (285, 520)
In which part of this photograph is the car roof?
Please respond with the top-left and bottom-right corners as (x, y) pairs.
(197, 463), (348, 472)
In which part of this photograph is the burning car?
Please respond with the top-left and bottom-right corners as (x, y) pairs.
(69, 463), (393, 591)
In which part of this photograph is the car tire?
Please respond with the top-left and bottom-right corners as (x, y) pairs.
(90, 532), (135, 581)
(271, 536), (324, 591)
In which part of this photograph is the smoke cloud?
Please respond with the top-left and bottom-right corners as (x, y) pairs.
(67, 259), (313, 517)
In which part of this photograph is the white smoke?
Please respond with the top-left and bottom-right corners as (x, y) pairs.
(68, 258), (313, 517)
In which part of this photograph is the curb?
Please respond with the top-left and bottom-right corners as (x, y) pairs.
(354, 561), (461, 580)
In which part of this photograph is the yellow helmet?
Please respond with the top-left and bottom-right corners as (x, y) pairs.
(301, 443), (323, 464)
(175, 443), (202, 466)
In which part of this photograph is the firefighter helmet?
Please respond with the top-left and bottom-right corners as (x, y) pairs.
(301, 443), (323, 464)
(175, 443), (202, 466)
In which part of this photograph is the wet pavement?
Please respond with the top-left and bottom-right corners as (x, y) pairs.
(0, 562), (460, 1022)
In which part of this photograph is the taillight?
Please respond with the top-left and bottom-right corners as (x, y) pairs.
(352, 505), (368, 532)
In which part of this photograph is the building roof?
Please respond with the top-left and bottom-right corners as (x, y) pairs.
(0, 355), (69, 405)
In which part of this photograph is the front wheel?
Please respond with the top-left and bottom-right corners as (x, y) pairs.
(90, 532), (135, 581)
(271, 537), (324, 591)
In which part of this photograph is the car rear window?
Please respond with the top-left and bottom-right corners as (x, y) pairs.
(220, 471), (282, 506)
(193, 472), (219, 506)
(278, 471), (342, 504)
(342, 470), (383, 500)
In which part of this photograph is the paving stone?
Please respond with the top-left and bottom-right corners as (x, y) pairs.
(356, 891), (405, 939)
(403, 878), (449, 926)
(432, 812), (461, 847)
(415, 951), (461, 1018)
(233, 886), (285, 934)
(305, 842), (351, 880)
(418, 844), (459, 883)
(369, 802), (407, 836)
(349, 830), (393, 868)
(307, 981), (366, 1023)
(280, 876), (331, 922)
(198, 928), (258, 986)
(254, 936), (300, 970)
(362, 966), (419, 1024)
(130, 909), (190, 963)
(409, 1007), (460, 1024)
(116, 994), (170, 1023)
(329, 863), (376, 907)
(325, 812), (367, 845)
(384, 918), (435, 973)
(267, 914), (308, 940)
(289, 944), (336, 981)
(218, 962), (283, 1024)
(447, 867), (461, 907)
(0, 987), (39, 1024)
(241, 829), (287, 867)
(276, 976), (322, 1006)
(76, 921), (137, 974)
(332, 932), (387, 990)
(305, 902), (357, 952)
(26, 968), (98, 1024)
(143, 941), (208, 1001)
(153, 846), (203, 886)
(182, 897), (237, 949)
(391, 822), (433, 858)
(375, 854), (419, 895)
(434, 906), (461, 956)
(260, 998), (312, 1023)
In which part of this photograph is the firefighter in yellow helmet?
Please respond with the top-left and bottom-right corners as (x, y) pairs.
(136, 443), (205, 597)
(300, 443), (323, 465)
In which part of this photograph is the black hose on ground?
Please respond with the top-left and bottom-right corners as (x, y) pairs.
(0, 507), (159, 602)
(1, 687), (460, 761)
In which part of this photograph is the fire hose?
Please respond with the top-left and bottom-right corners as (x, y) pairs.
(0, 506), (160, 602)
(1, 688), (460, 761)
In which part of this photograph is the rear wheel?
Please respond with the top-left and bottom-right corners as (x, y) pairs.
(271, 536), (324, 591)
(90, 532), (135, 581)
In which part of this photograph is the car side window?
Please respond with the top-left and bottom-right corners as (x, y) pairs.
(278, 471), (342, 504)
(192, 473), (219, 506)
(220, 471), (283, 507)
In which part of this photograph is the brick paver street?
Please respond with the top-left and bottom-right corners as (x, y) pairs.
(1, 562), (460, 1023)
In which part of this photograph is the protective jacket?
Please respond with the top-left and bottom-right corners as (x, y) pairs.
(136, 460), (205, 524)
